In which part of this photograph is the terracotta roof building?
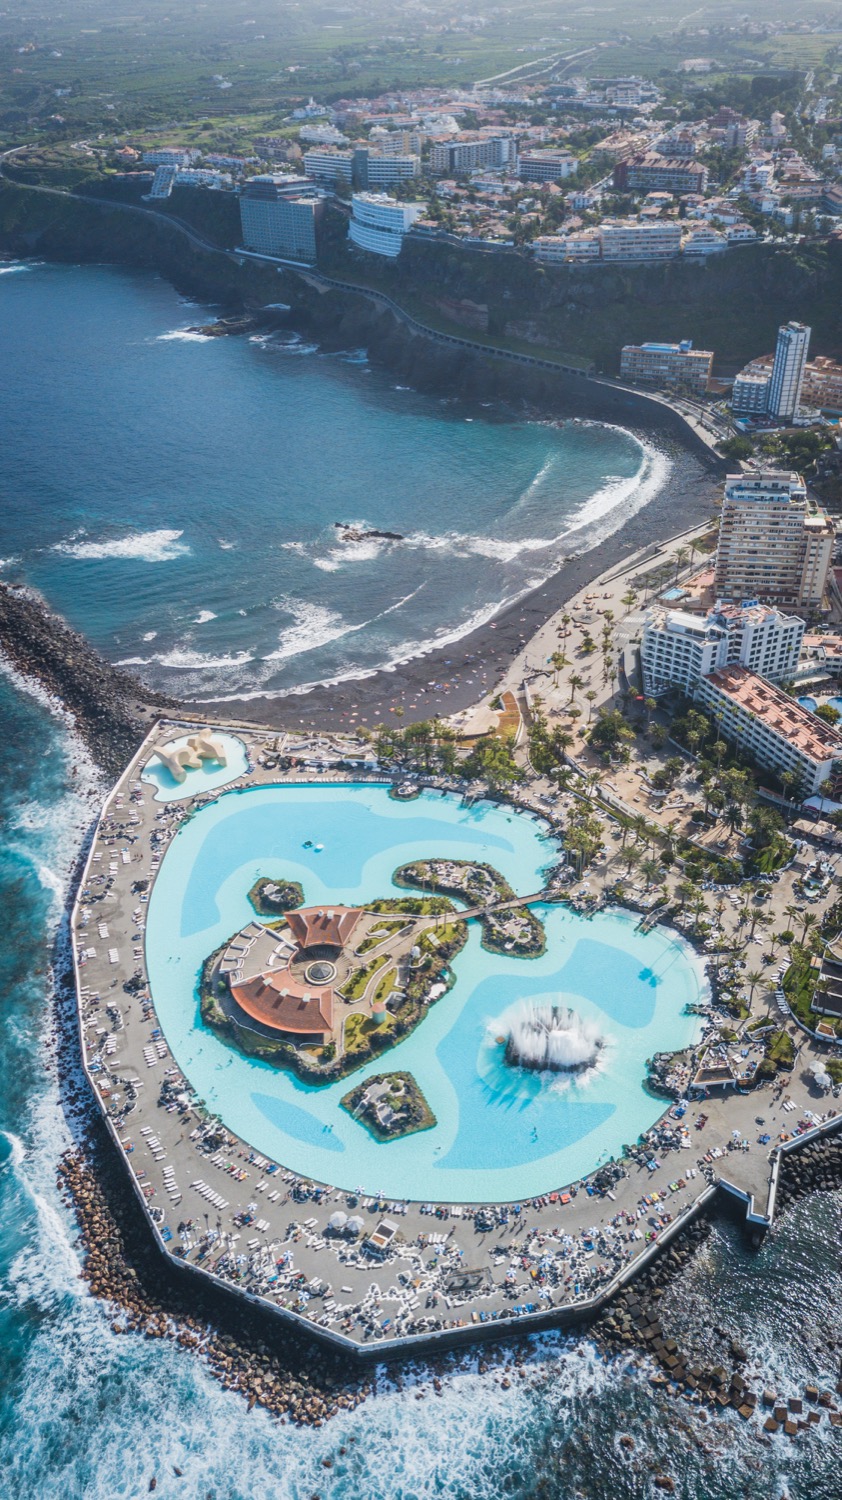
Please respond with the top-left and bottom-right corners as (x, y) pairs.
(223, 906), (363, 1043)
(286, 906), (361, 950)
(694, 664), (842, 796)
(230, 971), (334, 1039)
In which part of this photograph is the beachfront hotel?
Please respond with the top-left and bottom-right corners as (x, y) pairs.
(641, 600), (804, 699)
(714, 471), (834, 614)
(620, 340), (713, 393)
(693, 664), (842, 796)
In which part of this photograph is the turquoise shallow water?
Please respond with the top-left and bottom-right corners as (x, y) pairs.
(146, 783), (704, 1199)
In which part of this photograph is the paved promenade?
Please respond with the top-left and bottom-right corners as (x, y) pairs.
(71, 719), (841, 1356)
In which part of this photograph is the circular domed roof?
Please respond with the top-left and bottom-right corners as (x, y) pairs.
(305, 959), (336, 985)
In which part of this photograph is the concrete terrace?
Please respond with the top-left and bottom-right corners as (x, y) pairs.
(71, 718), (842, 1358)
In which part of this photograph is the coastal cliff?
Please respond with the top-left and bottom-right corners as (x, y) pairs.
(2, 177), (842, 389)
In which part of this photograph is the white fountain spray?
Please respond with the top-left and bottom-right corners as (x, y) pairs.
(504, 1002), (605, 1073)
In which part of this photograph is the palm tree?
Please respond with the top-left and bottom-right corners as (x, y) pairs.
(779, 769), (797, 804)
(691, 896), (709, 933)
(800, 911), (818, 945)
(624, 844), (643, 876)
(633, 813), (650, 851)
(641, 856), (661, 888)
(585, 689), (598, 721)
(550, 650), (568, 687)
(673, 547), (689, 581)
(745, 968), (764, 1003)
(568, 672), (584, 703)
(675, 878), (698, 920)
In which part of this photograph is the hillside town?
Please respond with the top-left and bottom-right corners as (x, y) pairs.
(89, 67), (842, 269)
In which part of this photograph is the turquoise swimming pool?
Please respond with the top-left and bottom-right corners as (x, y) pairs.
(145, 784), (705, 1202)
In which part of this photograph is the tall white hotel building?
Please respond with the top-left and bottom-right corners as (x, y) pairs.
(767, 320), (810, 421)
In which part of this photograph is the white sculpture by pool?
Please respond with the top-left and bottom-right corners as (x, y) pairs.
(152, 730), (228, 784)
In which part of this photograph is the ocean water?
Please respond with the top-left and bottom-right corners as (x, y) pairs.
(1, 258), (840, 1496)
(0, 259), (671, 703)
(1, 672), (840, 1498)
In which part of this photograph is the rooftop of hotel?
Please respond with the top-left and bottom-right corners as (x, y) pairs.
(647, 596), (796, 634)
(702, 665), (842, 759)
(723, 470), (806, 497)
(803, 632), (842, 655)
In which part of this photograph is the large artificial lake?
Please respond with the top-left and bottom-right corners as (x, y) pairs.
(146, 783), (705, 1201)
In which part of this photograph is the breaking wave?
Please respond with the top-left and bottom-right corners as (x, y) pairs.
(156, 329), (213, 343)
(52, 529), (189, 563)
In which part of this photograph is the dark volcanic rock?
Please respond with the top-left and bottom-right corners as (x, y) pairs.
(0, 582), (176, 774)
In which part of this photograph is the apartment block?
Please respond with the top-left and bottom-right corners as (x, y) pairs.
(599, 221), (683, 260)
(142, 149), (193, 167)
(694, 665), (842, 796)
(239, 177), (324, 262)
(516, 150), (578, 182)
(767, 320), (810, 422)
(731, 370), (771, 415)
(801, 356), (842, 413)
(360, 151), (420, 188)
(620, 340), (712, 392)
(714, 471), (834, 613)
(613, 153), (708, 194)
(302, 148), (355, 186)
(534, 233), (600, 263)
(641, 601), (804, 698)
(348, 193), (423, 257)
(429, 137), (517, 174)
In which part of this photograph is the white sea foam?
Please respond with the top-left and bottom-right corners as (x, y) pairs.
(142, 630), (158, 642)
(0, 261), (30, 274)
(156, 329), (213, 342)
(117, 646), (254, 670)
(194, 609), (217, 625)
(52, 528), (189, 563)
(560, 433), (671, 542)
(265, 599), (350, 662)
(217, 539), (236, 550)
(273, 334), (319, 356)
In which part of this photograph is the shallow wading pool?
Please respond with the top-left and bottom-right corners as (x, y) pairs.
(146, 784), (705, 1201)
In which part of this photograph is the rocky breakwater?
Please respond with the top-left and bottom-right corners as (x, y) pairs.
(775, 1127), (842, 1211)
(593, 1209), (842, 1457)
(56, 1141), (371, 1428)
(0, 582), (177, 775)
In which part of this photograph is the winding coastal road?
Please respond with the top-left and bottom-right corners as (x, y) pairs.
(0, 146), (729, 458)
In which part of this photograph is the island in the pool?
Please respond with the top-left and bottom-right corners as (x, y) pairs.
(340, 1071), (436, 1141)
(198, 860), (547, 1084)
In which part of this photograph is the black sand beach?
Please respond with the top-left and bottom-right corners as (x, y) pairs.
(205, 445), (719, 732)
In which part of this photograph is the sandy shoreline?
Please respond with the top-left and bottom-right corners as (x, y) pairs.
(205, 445), (719, 733)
